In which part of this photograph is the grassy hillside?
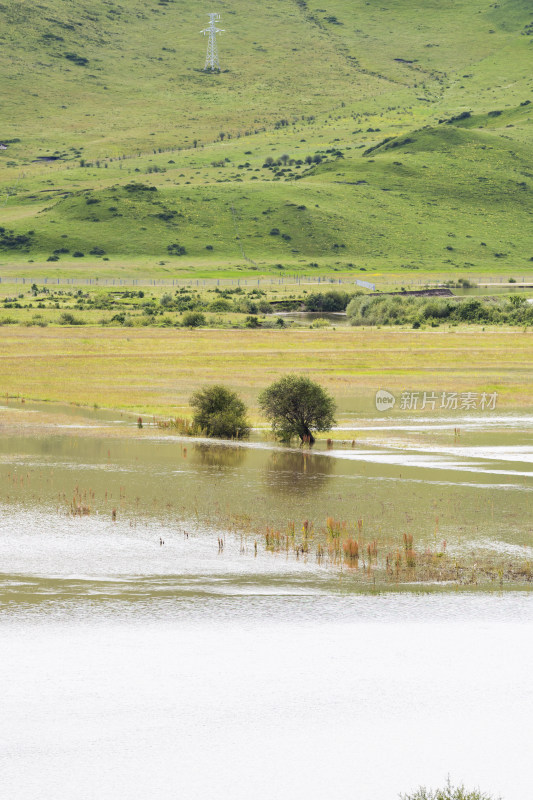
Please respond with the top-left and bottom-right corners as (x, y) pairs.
(1, 0), (532, 277)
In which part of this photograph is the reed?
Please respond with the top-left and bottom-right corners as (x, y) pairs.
(156, 416), (203, 436)
(326, 517), (346, 538)
(343, 538), (359, 565)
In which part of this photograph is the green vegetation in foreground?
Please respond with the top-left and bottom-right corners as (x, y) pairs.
(1, 0), (532, 277)
(400, 781), (499, 800)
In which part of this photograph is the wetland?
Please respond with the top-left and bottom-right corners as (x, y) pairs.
(1, 387), (532, 800)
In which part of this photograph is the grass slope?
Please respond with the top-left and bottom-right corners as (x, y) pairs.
(1, 0), (532, 277)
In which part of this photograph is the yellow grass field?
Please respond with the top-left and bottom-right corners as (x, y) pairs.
(1, 326), (531, 416)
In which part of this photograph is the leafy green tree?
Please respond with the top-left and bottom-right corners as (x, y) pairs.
(190, 385), (250, 439)
(258, 374), (336, 444)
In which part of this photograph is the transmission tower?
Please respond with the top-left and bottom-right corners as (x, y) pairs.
(201, 13), (224, 72)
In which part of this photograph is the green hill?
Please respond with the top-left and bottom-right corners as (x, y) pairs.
(1, 0), (532, 277)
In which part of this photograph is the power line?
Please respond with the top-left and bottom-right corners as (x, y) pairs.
(230, 203), (257, 266)
(201, 13), (224, 72)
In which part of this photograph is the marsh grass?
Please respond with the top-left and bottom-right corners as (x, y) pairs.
(157, 416), (202, 436)
(2, 456), (531, 589)
(261, 517), (532, 587)
(400, 779), (500, 800)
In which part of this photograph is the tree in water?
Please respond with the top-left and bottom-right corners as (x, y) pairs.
(190, 385), (250, 439)
(258, 374), (336, 445)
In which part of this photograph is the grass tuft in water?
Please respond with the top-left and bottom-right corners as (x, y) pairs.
(400, 778), (500, 800)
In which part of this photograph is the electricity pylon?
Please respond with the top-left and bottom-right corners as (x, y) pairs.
(201, 13), (224, 71)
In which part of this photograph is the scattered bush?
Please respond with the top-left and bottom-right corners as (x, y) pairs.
(208, 299), (232, 312)
(58, 312), (85, 325)
(160, 293), (173, 307)
(124, 183), (157, 193)
(64, 52), (89, 66)
(26, 315), (48, 328)
(167, 243), (186, 256)
(190, 385), (250, 439)
(310, 318), (331, 328)
(0, 229), (33, 250)
(182, 311), (206, 328)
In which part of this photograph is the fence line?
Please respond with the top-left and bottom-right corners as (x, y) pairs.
(0, 274), (531, 290)
(0, 274), (380, 290)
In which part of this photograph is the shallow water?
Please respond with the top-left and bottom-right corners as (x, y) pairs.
(1, 405), (532, 798)
(2, 597), (532, 800)
(1, 410), (532, 568)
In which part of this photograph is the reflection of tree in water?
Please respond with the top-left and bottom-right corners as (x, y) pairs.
(265, 450), (333, 495)
(193, 443), (247, 470)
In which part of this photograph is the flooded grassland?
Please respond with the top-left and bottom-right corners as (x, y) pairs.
(1, 401), (532, 599)
(1, 401), (532, 800)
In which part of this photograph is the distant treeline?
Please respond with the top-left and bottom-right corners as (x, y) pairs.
(346, 294), (533, 327)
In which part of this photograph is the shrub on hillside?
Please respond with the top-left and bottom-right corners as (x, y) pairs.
(167, 243), (186, 256)
(0, 229), (33, 250)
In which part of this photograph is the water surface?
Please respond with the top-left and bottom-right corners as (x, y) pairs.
(1, 405), (532, 799)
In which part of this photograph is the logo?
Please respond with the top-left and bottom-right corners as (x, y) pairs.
(375, 389), (396, 412)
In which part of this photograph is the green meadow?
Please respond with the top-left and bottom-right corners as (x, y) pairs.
(1, 325), (530, 415)
(1, 0), (532, 279)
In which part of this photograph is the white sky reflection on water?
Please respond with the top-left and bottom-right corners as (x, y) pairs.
(1, 409), (532, 799)
(1, 602), (532, 800)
